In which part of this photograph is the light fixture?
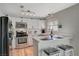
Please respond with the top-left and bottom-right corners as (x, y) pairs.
(20, 5), (35, 16)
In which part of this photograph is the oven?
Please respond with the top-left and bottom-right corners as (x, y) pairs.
(16, 31), (28, 44)
(18, 37), (28, 44)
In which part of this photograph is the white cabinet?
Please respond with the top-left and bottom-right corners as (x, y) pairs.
(33, 36), (71, 56)
(28, 35), (33, 46)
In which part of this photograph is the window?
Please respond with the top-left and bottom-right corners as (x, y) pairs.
(48, 20), (58, 32)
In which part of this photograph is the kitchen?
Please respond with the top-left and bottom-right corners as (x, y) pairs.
(0, 3), (79, 56)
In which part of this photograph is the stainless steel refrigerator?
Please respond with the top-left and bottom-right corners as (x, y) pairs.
(0, 16), (9, 56)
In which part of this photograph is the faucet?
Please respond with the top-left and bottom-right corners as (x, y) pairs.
(48, 30), (54, 40)
(49, 30), (53, 39)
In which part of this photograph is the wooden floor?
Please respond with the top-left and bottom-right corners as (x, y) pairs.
(9, 44), (33, 56)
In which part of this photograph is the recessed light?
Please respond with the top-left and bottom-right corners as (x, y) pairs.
(20, 5), (24, 8)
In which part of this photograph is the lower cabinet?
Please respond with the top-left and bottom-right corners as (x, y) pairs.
(28, 35), (33, 46)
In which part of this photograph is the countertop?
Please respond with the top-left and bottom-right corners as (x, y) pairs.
(33, 35), (72, 42)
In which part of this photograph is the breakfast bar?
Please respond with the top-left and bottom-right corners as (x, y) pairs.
(33, 35), (72, 56)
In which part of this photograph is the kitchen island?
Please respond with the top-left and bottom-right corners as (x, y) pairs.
(33, 35), (72, 56)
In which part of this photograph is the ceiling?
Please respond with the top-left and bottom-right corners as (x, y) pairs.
(0, 3), (76, 19)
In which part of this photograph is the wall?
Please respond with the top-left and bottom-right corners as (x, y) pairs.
(0, 10), (4, 16)
(9, 16), (45, 34)
(53, 4), (79, 55)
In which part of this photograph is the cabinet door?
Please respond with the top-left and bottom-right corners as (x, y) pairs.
(28, 35), (33, 45)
